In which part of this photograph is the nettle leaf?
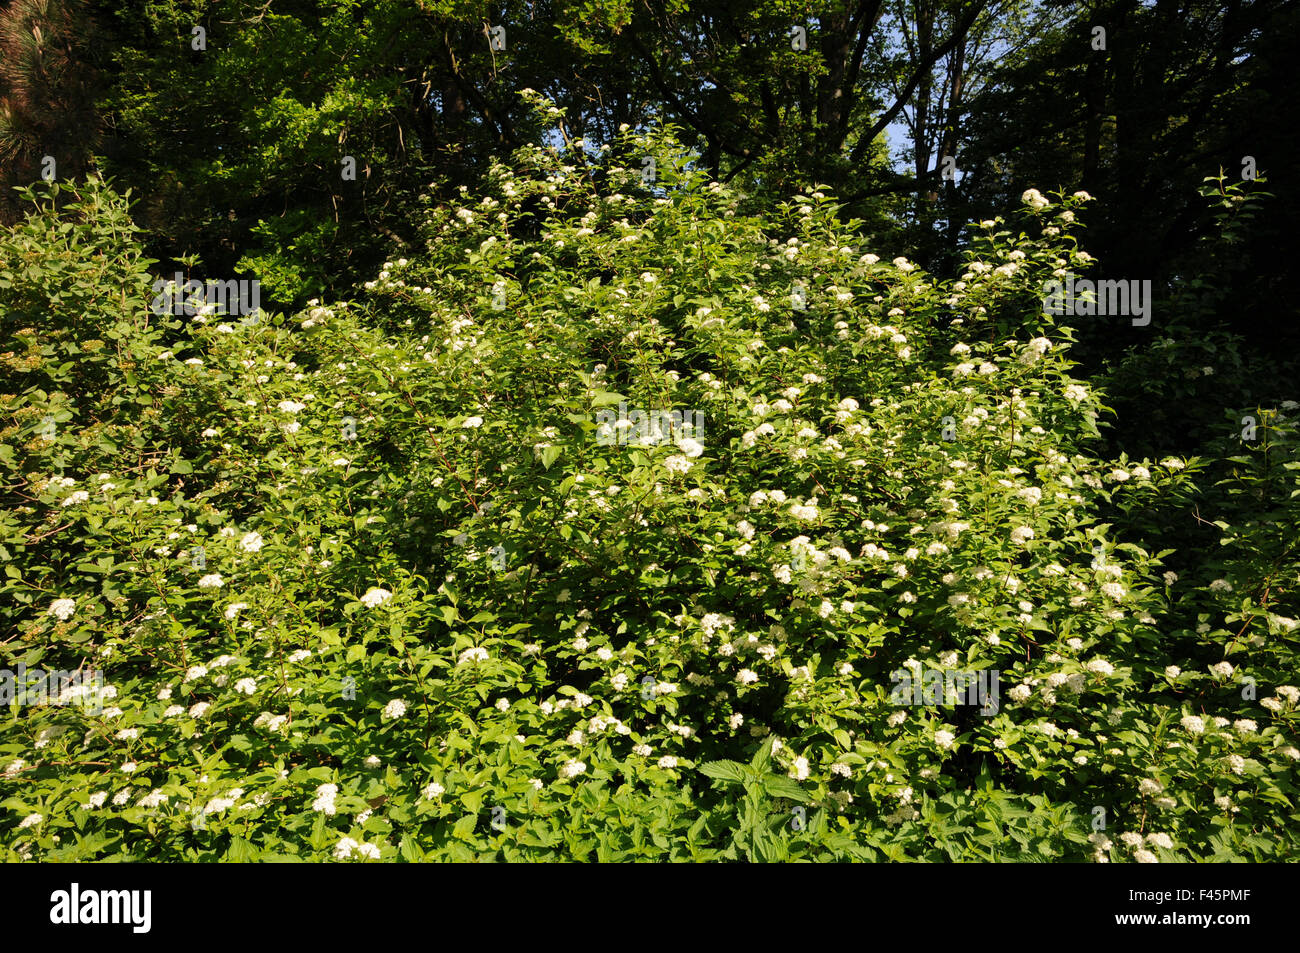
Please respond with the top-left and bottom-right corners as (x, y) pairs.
(698, 760), (747, 784)
(760, 776), (815, 804)
(225, 837), (260, 861)
(452, 814), (479, 841)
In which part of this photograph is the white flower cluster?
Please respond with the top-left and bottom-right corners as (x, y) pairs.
(47, 598), (76, 622)
(334, 837), (382, 861)
(1021, 188), (1050, 210)
(312, 783), (339, 815)
(254, 711), (289, 734)
(359, 587), (392, 608)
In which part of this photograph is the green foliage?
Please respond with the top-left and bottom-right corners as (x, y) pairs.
(1, 118), (1297, 862)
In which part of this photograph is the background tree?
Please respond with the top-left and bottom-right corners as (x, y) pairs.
(0, 0), (105, 223)
(955, 0), (1299, 365)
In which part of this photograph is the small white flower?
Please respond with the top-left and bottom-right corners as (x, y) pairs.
(359, 587), (392, 608)
(47, 598), (77, 622)
(253, 712), (290, 733)
(664, 455), (693, 475)
(1138, 778), (1163, 797)
(381, 699), (407, 721)
(312, 783), (339, 815)
(1100, 582), (1126, 601)
(458, 646), (489, 665)
(558, 760), (587, 780)
(1021, 188), (1049, 210)
(677, 437), (705, 458)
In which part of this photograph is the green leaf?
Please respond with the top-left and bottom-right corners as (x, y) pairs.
(761, 776), (815, 803)
(225, 836), (260, 861)
(452, 813), (479, 841)
(399, 834), (425, 862)
(698, 760), (747, 784)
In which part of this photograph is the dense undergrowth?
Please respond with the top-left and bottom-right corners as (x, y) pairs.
(2, 111), (1297, 861)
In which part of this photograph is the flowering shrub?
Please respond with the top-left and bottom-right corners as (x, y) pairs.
(2, 114), (1297, 861)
